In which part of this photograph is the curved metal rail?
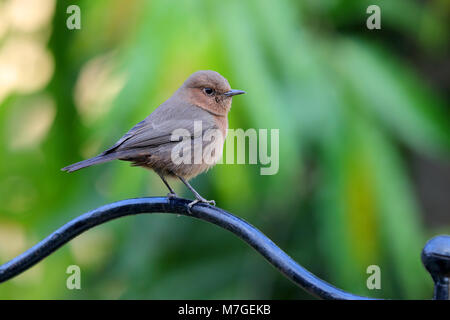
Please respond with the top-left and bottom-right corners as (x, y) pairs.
(0, 197), (448, 300)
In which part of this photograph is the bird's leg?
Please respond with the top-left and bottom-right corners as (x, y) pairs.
(175, 174), (216, 208)
(157, 172), (177, 199)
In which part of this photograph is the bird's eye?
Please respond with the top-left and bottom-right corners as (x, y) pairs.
(203, 87), (214, 96)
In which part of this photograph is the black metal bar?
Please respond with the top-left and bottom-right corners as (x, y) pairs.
(421, 235), (450, 300)
(0, 197), (374, 300)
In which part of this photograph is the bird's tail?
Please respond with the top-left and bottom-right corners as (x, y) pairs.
(61, 151), (133, 173)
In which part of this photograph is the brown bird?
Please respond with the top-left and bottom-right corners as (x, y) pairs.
(62, 70), (245, 207)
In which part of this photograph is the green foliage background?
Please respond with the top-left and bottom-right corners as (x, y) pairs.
(0, 0), (448, 299)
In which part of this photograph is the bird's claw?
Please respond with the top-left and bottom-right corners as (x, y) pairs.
(167, 192), (178, 199)
(187, 198), (216, 213)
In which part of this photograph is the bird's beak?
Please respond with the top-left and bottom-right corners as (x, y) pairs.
(224, 89), (246, 97)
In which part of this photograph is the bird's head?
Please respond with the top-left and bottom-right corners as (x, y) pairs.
(178, 70), (245, 116)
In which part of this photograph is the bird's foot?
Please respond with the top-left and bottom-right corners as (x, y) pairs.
(187, 198), (216, 213)
(167, 192), (178, 199)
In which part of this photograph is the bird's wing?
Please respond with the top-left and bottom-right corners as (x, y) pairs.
(101, 119), (147, 154)
(102, 102), (217, 155)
